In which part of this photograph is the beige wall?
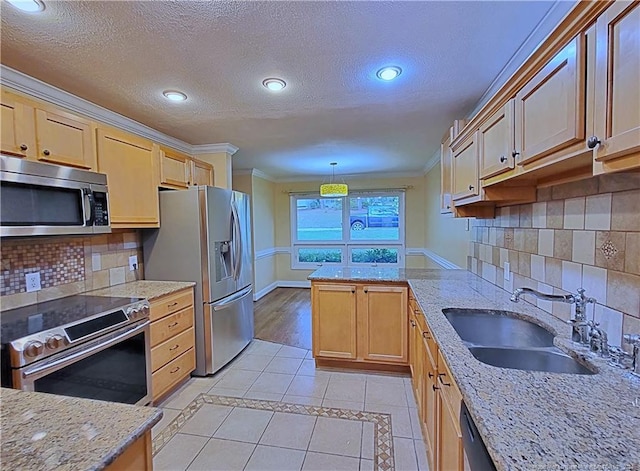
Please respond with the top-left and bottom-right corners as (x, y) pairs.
(424, 162), (472, 268)
(469, 174), (640, 349)
(274, 175), (430, 281)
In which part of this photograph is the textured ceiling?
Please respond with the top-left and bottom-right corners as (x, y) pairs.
(1, 0), (558, 178)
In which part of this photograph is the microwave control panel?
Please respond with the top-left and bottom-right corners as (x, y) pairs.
(93, 192), (109, 226)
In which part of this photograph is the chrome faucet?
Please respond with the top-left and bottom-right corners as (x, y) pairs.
(510, 287), (596, 344)
(588, 322), (609, 357)
(624, 334), (640, 377)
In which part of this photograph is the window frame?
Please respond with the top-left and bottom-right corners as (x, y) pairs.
(290, 191), (405, 269)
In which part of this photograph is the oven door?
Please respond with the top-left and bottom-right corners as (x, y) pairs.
(14, 320), (152, 405)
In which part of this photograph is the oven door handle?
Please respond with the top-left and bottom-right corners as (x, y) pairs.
(20, 320), (149, 380)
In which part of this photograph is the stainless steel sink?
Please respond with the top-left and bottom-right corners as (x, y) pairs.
(468, 346), (595, 375)
(443, 308), (595, 375)
(442, 308), (555, 348)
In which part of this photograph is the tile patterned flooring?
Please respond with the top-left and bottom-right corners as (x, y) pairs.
(152, 340), (428, 471)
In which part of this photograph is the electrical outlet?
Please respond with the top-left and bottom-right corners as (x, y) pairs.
(25, 272), (41, 292)
(504, 262), (511, 281)
(129, 255), (138, 271)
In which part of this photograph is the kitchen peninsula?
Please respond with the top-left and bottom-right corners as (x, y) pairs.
(309, 267), (640, 470)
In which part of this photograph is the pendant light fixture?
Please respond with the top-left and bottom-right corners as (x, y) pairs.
(320, 162), (348, 197)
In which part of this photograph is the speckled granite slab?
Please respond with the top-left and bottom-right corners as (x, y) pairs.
(309, 267), (640, 470)
(0, 388), (161, 471)
(88, 280), (195, 301)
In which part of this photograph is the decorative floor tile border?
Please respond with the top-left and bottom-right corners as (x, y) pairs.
(152, 393), (395, 471)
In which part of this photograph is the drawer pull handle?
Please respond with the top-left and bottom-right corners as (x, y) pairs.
(410, 320), (416, 327)
(432, 384), (439, 391)
(169, 344), (180, 351)
(438, 374), (451, 387)
(168, 322), (179, 328)
(170, 366), (181, 374)
(468, 184), (474, 191)
(422, 331), (431, 339)
(428, 372), (433, 378)
(168, 302), (179, 308)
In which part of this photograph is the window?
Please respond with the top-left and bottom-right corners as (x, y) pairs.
(291, 191), (405, 269)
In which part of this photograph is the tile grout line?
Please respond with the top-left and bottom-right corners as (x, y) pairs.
(240, 407), (277, 471)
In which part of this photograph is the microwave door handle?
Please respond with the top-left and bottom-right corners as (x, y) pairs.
(83, 188), (95, 226)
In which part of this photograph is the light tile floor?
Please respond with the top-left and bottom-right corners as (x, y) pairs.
(152, 340), (427, 471)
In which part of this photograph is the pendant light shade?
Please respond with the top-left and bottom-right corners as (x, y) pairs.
(320, 163), (348, 197)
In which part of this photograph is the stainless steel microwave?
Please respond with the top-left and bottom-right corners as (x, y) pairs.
(0, 155), (111, 237)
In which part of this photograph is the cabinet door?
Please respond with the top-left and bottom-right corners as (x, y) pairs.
(312, 283), (357, 359)
(593, 1), (640, 163)
(0, 91), (36, 158)
(480, 100), (515, 178)
(410, 313), (424, 410)
(159, 148), (190, 189)
(191, 158), (214, 186)
(515, 35), (586, 165)
(359, 285), (408, 363)
(35, 107), (96, 169)
(452, 131), (479, 201)
(423, 338), (438, 471)
(440, 128), (453, 214)
(97, 128), (160, 227)
(438, 394), (463, 471)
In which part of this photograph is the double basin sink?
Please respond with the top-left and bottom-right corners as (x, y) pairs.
(443, 309), (595, 375)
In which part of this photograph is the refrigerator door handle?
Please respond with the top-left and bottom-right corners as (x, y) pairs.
(231, 201), (242, 281)
(209, 286), (253, 311)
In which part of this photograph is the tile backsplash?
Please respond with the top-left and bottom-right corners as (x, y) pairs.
(0, 231), (143, 310)
(469, 173), (640, 350)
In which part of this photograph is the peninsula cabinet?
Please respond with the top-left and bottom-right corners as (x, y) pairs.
(514, 34), (586, 166)
(0, 90), (36, 159)
(311, 282), (408, 366)
(96, 127), (160, 228)
(592, 1), (640, 174)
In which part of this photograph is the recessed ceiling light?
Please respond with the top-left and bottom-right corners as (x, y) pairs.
(262, 78), (286, 92)
(5, 0), (45, 12)
(162, 90), (187, 102)
(376, 66), (402, 81)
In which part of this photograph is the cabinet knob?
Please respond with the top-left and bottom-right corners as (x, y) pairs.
(499, 155), (507, 163)
(468, 184), (474, 191)
(512, 150), (520, 158)
(364, 289), (368, 293)
(432, 384), (439, 391)
(351, 289), (355, 293)
(43, 149), (50, 156)
(422, 331), (431, 339)
(587, 136), (601, 149)
(428, 372), (433, 378)
(20, 144), (28, 151)
(446, 205), (451, 209)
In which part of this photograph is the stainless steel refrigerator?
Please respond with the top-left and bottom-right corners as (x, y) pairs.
(143, 186), (254, 375)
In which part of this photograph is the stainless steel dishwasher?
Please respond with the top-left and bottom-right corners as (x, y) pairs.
(461, 402), (496, 471)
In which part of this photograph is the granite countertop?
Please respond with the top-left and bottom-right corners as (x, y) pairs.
(309, 267), (640, 469)
(0, 388), (161, 471)
(88, 280), (195, 301)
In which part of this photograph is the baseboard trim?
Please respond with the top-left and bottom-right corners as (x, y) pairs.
(253, 279), (311, 301)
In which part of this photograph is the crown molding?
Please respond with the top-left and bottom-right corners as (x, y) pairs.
(192, 143), (239, 155)
(251, 169), (277, 182)
(423, 150), (440, 175)
(466, 1), (575, 119)
(0, 65), (195, 154)
(273, 170), (426, 183)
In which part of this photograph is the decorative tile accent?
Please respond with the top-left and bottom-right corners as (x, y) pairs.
(600, 239), (618, 260)
(152, 394), (395, 471)
(0, 240), (84, 295)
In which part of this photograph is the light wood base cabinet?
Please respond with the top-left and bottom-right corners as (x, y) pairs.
(104, 431), (152, 471)
(312, 282), (408, 366)
(150, 288), (196, 402)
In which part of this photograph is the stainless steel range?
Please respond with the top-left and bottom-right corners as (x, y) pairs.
(1, 295), (152, 405)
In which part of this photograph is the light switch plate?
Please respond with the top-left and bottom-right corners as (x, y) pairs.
(129, 255), (138, 271)
(25, 272), (41, 292)
(504, 262), (511, 281)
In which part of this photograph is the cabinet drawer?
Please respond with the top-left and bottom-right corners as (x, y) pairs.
(152, 348), (195, 400)
(150, 306), (194, 347)
(150, 289), (194, 321)
(151, 327), (195, 372)
(416, 313), (438, 366)
(437, 350), (462, 420)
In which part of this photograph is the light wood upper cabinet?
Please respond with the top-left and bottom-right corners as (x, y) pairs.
(311, 283), (357, 359)
(440, 128), (453, 214)
(35, 107), (96, 169)
(159, 148), (191, 189)
(452, 131), (479, 201)
(97, 127), (160, 228)
(593, 1), (640, 169)
(479, 100), (515, 179)
(191, 158), (214, 186)
(359, 285), (408, 364)
(1, 91), (36, 159)
(515, 35), (586, 166)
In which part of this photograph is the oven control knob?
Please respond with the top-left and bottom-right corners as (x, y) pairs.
(140, 305), (150, 317)
(45, 335), (65, 350)
(24, 340), (44, 358)
(129, 308), (140, 318)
